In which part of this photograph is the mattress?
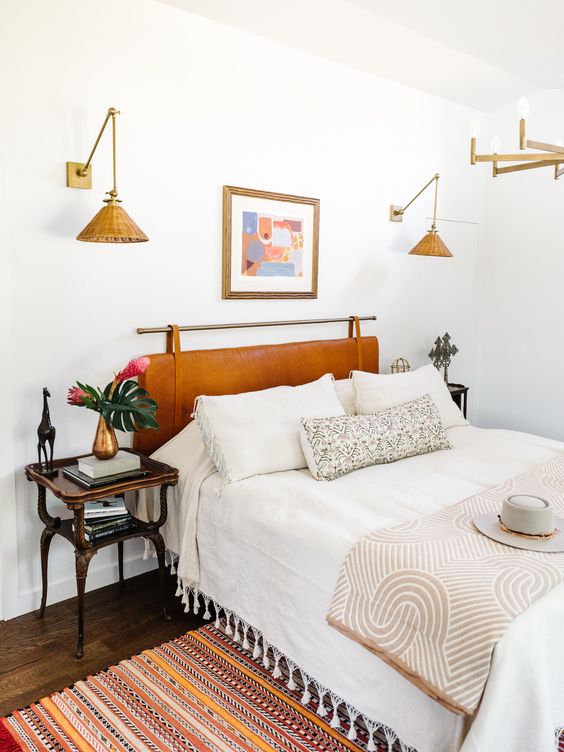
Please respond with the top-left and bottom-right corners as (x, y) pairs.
(191, 426), (564, 752)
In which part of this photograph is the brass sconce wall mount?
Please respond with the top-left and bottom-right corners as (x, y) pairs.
(66, 107), (148, 243)
(389, 173), (453, 257)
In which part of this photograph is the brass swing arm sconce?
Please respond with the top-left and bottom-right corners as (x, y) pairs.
(390, 173), (439, 225)
(66, 107), (148, 243)
(470, 98), (564, 179)
(389, 174), (453, 257)
(66, 107), (119, 191)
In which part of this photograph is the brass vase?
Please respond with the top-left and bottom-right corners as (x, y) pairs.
(92, 415), (119, 460)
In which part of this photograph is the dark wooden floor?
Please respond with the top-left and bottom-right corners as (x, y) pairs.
(0, 570), (203, 716)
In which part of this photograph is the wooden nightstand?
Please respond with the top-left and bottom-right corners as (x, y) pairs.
(448, 383), (469, 419)
(25, 450), (178, 659)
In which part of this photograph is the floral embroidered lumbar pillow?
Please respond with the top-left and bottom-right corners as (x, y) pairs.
(300, 393), (452, 481)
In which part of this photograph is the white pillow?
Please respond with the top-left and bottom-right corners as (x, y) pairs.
(301, 394), (452, 481)
(352, 364), (467, 429)
(333, 378), (356, 415)
(194, 373), (345, 484)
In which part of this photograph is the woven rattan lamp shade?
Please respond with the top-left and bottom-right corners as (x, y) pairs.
(76, 203), (148, 243)
(408, 229), (452, 258)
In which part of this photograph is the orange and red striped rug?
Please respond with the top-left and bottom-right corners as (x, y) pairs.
(1, 624), (377, 752)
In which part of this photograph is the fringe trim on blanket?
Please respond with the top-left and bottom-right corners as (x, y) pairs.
(176, 578), (416, 752)
(193, 398), (232, 488)
(142, 541), (179, 577)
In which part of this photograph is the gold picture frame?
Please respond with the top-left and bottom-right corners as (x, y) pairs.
(222, 185), (320, 299)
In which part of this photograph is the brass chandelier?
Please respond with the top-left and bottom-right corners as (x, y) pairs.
(470, 97), (564, 179)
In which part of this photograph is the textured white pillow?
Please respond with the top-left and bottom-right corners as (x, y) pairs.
(194, 373), (345, 484)
(301, 394), (452, 481)
(333, 378), (356, 415)
(352, 364), (467, 429)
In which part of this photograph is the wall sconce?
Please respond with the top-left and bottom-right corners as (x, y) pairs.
(66, 107), (148, 243)
(469, 97), (564, 180)
(389, 173), (453, 257)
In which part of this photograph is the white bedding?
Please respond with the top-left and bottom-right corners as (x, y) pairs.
(142, 424), (564, 752)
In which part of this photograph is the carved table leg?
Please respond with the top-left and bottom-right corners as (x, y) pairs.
(37, 527), (55, 618)
(118, 540), (125, 594)
(71, 504), (95, 659)
(147, 533), (171, 621)
(144, 483), (171, 531)
(75, 550), (95, 659)
(37, 485), (61, 529)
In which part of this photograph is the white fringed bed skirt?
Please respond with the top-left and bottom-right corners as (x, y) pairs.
(171, 570), (416, 752)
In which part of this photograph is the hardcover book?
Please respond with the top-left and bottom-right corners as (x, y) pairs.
(62, 465), (149, 489)
(78, 450), (141, 479)
(84, 498), (127, 519)
(87, 522), (136, 541)
(75, 523), (136, 542)
(85, 515), (132, 532)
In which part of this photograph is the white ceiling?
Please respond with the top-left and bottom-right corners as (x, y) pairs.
(351, 0), (564, 89)
(157, 0), (558, 112)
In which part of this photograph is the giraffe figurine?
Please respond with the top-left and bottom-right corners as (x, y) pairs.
(37, 387), (57, 476)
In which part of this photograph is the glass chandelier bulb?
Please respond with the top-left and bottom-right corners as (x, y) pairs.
(518, 96), (530, 120)
(469, 119), (481, 138)
(490, 137), (501, 154)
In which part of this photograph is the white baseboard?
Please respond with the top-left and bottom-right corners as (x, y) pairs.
(4, 553), (158, 621)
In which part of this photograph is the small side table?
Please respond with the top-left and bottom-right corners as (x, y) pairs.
(25, 450), (178, 659)
(448, 383), (469, 419)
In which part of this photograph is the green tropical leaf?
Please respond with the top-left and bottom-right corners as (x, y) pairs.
(99, 378), (159, 433)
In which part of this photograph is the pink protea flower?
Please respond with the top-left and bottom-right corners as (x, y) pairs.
(67, 386), (87, 405)
(115, 356), (150, 384)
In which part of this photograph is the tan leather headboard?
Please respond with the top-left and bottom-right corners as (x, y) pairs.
(133, 334), (379, 456)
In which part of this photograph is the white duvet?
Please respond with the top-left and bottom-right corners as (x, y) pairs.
(139, 424), (564, 752)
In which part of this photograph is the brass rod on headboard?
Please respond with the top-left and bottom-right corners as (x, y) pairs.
(136, 315), (377, 335)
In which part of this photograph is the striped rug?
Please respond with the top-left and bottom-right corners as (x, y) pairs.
(1, 624), (377, 752)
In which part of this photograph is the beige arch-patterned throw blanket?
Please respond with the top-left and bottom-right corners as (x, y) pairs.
(327, 456), (564, 715)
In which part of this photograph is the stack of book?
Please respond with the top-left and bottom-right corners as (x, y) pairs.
(63, 450), (148, 489)
(75, 497), (137, 542)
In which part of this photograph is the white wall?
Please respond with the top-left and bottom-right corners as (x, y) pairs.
(0, 0), (485, 619)
(475, 91), (564, 439)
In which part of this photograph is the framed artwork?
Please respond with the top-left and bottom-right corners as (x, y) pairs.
(222, 185), (320, 299)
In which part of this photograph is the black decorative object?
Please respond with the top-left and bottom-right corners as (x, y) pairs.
(429, 333), (458, 383)
(37, 387), (57, 477)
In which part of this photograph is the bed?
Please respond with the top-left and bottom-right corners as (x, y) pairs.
(133, 323), (564, 752)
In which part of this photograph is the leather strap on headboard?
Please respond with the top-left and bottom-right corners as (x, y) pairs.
(165, 324), (183, 433)
(133, 334), (379, 456)
(348, 315), (363, 370)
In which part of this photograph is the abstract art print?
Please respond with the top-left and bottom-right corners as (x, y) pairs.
(222, 186), (319, 299)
